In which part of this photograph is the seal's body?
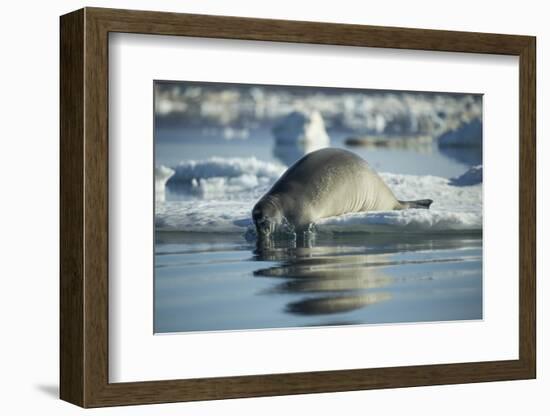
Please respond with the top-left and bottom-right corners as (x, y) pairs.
(252, 148), (432, 236)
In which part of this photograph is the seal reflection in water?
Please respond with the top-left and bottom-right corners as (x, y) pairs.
(253, 240), (394, 317)
(252, 147), (433, 238)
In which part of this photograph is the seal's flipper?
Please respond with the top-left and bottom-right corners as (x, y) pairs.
(399, 199), (433, 209)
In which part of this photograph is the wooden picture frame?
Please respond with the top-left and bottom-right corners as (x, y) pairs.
(60, 7), (536, 408)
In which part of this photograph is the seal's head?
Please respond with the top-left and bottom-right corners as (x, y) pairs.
(252, 197), (283, 238)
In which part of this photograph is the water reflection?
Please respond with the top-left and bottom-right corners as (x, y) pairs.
(287, 293), (392, 316)
(154, 231), (482, 332)
(253, 234), (481, 319)
(262, 256), (394, 316)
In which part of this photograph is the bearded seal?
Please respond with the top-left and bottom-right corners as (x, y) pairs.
(252, 148), (432, 237)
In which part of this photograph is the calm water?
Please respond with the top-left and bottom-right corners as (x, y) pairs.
(154, 126), (482, 333)
(155, 126), (479, 178)
(154, 232), (482, 332)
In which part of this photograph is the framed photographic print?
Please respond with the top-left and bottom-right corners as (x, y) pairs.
(60, 7), (536, 408)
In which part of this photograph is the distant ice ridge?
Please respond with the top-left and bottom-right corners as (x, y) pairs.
(155, 84), (482, 140)
(159, 157), (286, 199)
(155, 162), (482, 234)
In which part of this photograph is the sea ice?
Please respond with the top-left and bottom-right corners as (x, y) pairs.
(155, 158), (482, 235)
